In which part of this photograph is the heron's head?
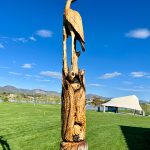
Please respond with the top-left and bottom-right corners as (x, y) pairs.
(71, 0), (77, 3)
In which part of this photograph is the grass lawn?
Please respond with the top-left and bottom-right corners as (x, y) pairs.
(0, 103), (150, 150)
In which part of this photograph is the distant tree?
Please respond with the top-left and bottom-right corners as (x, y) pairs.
(91, 96), (106, 107)
(2, 92), (6, 95)
(141, 103), (150, 115)
(1, 96), (9, 102)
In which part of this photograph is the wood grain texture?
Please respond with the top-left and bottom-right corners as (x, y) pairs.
(60, 141), (88, 150)
(61, 71), (86, 142)
(64, 0), (85, 51)
(61, 0), (87, 149)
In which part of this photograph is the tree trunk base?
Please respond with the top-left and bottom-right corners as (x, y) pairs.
(60, 141), (88, 150)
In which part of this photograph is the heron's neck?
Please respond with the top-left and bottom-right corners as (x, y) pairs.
(65, 0), (72, 9)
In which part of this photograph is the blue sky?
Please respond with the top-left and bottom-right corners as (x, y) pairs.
(0, 0), (150, 100)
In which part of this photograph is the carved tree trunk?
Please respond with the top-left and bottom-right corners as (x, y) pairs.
(61, 1), (87, 149)
(61, 27), (87, 149)
(61, 69), (87, 150)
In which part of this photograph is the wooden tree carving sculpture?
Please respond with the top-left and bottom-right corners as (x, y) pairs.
(61, 0), (88, 149)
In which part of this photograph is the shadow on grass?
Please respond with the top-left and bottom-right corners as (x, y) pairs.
(120, 126), (150, 150)
(0, 136), (11, 150)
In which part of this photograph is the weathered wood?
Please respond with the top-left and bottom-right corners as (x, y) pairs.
(60, 141), (88, 150)
(64, 0), (85, 51)
(61, 0), (87, 149)
(61, 71), (86, 142)
(63, 27), (69, 76)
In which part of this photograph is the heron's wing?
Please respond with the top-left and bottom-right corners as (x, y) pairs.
(65, 9), (84, 42)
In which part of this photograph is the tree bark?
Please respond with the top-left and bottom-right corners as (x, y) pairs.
(61, 28), (87, 150)
(60, 141), (88, 150)
(61, 70), (87, 144)
(61, 1), (87, 149)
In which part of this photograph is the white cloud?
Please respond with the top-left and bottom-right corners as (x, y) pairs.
(99, 72), (122, 79)
(9, 72), (21, 76)
(36, 29), (53, 38)
(0, 43), (5, 49)
(126, 28), (150, 39)
(22, 63), (33, 69)
(117, 88), (144, 92)
(1, 31), (52, 44)
(40, 71), (61, 79)
(1, 36), (37, 43)
(130, 72), (147, 78)
(34, 75), (42, 78)
(13, 37), (28, 43)
(134, 85), (145, 89)
(25, 74), (33, 77)
(29, 36), (36, 41)
(117, 86), (150, 93)
(88, 84), (103, 87)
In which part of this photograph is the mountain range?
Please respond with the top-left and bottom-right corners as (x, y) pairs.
(0, 85), (105, 99)
(0, 85), (147, 102)
(0, 85), (61, 96)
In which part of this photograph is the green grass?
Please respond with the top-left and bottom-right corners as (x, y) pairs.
(0, 103), (150, 150)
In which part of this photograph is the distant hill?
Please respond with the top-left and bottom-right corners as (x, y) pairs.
(0, 85), (20, 93)
(86, 94), (100, 99)
(0, 85), (61, 96)
(86, 93), (111, 101)
(0, 85), (110, 100)
(0, 85), (148, 104)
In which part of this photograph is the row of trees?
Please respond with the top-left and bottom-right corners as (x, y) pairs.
(0, 92), (9, 102)
(141, 103), (150, 115)
(0, 92), (61, 104)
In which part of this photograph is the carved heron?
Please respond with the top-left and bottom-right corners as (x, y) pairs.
(63, 0), (85, 76)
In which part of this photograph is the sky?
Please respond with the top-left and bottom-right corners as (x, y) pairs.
(0, 0), (150, 101)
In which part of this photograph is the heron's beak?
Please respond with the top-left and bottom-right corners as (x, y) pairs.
(72, 0), (77, 3)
